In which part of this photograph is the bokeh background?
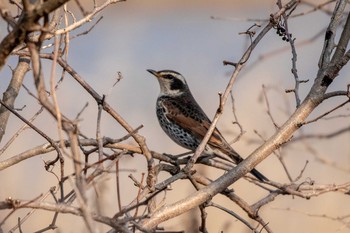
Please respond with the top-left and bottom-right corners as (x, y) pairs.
(1, 0), (350, 232)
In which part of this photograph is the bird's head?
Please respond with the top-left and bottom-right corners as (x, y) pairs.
(147, 69), (189, 96)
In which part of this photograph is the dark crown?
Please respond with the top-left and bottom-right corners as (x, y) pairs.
(148, 69), (189, 93)
(159, 71), (186, 91)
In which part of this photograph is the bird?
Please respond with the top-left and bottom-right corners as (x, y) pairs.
(147, 69), (267, 182)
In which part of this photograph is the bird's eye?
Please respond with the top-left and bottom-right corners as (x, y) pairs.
(163, 74), (174, 80)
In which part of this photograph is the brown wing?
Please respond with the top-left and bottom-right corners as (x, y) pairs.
(161, 97), (243, 163)
(160, 96), (268, 181)
(199, 117), (243, 164)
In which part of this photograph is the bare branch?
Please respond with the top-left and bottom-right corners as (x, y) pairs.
(0, 57), (30, 142)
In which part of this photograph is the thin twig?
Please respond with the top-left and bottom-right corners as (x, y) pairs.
(0, 99), (62, 170)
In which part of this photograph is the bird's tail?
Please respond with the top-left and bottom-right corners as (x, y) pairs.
(250, 168), (268, 182)
(224, 147), (268, 182)
(214, 142), (268, 181)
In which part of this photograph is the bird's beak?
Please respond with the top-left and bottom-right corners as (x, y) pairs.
(147, 69), (160, 78)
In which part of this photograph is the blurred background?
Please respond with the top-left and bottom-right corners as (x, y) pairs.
(1, 0), (350, 232)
